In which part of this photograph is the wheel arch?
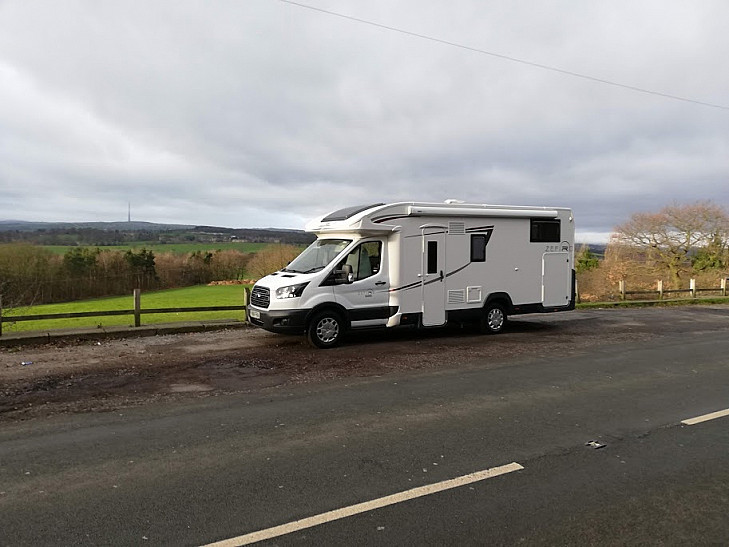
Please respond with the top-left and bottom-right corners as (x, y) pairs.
(483, 292), (514, 313)
(306, 302), (350, 330)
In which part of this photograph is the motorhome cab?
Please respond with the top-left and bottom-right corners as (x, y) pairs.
(247, 201), (575, 348)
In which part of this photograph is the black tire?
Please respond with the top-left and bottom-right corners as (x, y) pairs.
(480, 303), (507, 334)
(306, 311), (344, 348)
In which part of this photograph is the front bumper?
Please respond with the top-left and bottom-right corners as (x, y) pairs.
(247, 306), (310, 334)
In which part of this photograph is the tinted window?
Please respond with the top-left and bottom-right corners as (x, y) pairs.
(530, 219), (561, 242)
(322, 203), (385, 222)
(427, 241), (438, 274)
(471, 234), (487, 262)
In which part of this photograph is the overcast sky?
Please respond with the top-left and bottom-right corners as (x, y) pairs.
(1, 1), (728, 241)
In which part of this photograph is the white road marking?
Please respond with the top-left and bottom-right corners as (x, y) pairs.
(202, 461), (524, 546)
(681, 408), (729, 426)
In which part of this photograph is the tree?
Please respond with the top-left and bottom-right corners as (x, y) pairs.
(63, 247), (99, 277)
(124, 248), (158, 289)
(612, 201), (729, 287)
(692, 233), (727, 270)
(575, 245), (600, 273)
(246, 244), (302, 279)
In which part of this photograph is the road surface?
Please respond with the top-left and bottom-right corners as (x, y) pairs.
(1, 306), (729, 545)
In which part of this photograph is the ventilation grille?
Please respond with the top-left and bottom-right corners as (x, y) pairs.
(448, 289), (466, 304)
(449, 222), (466, 235)
(250, 285), (270, 309)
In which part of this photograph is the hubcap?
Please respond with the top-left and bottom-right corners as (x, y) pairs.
(316, 317), (339, 343)
(487, 308), (504, 331)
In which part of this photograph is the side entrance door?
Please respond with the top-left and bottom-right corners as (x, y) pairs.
(421, 229), (446, 326)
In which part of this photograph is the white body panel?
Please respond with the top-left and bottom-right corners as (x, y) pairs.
(248, 201), (575, 335)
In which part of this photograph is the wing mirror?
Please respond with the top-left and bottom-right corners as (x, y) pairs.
(335, 264), (354, 284)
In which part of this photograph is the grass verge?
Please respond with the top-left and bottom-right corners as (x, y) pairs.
(576, 296), (729, 309)
(4, 290), (727, 336)
(2, 285), (250, 333)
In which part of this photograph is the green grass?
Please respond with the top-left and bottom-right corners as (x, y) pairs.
(42, 242), (269, 255)
(2, 285), (251, 333)
(5, 286), (728, 335)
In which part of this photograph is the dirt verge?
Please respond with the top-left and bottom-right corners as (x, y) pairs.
(3, 306), (729, 422)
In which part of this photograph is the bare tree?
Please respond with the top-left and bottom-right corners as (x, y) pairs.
(612, 201), (729, 287)
(246, 244), (302, 279)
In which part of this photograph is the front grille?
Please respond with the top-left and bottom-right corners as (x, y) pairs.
(250, 286), (270, 309)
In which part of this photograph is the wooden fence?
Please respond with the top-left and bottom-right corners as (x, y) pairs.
(617, 278), (729, 301)
(0, 288), (250, 337)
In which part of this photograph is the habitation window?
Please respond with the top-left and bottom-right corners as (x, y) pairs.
(471, 234), (487, 262)
(530, 219), (561, 243)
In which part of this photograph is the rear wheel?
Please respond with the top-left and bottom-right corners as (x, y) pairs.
(307, 311), (344, 348)
(480, 303), (506, 334)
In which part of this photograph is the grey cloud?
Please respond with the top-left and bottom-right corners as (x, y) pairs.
(1, 0), (728, 239)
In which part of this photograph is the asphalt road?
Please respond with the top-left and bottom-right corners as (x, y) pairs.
(2, 307), (729, 545)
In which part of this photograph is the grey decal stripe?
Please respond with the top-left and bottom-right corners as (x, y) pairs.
(445, 263), (470, 277)
(404, 230), (447, 239)
(389, 263), (471, 292)
(372, 215), (410, 223)
(389, 281), (421, 292)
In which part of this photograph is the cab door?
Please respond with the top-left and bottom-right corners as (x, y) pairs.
(333, 240), (390, 328)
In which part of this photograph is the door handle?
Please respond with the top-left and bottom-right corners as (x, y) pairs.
(375, 281), (386, 286)
(439, 270), (444, 281)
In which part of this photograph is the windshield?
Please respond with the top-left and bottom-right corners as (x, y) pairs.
(283, 238), (352, 274)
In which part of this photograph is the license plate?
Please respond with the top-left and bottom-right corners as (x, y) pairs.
(249, 309), (260, 320)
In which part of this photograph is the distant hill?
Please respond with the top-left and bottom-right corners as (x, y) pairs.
(0, 220), (193, 232)
(0, 220), (315, 246)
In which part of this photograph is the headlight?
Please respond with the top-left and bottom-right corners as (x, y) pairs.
(275, 282), (309, 299)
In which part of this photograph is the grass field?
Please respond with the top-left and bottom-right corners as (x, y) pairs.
(42, 242), (269, 255)
(2, 285), (251, 333)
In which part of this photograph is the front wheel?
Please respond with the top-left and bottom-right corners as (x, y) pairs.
(480, 303), (507, 334)
(307, 311), (344, 348)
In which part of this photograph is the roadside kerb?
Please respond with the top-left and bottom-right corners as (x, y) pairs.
(0, 320), (249, 347)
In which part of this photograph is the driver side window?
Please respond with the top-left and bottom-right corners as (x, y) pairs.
(340, 241), (382, 281)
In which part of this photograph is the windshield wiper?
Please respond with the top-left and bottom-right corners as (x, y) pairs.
(302, 266), (325, 274)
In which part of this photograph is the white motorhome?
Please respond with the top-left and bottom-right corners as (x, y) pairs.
(247, 201), (575, 348)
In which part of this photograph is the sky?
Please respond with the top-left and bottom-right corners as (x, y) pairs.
(1, 1), (728, 242)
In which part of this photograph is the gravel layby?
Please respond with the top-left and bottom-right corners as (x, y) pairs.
(2, 306), (729, 422)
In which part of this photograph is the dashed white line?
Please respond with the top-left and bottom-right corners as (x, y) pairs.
(681, 408), (729, 426)
(202, 461), (524, 546)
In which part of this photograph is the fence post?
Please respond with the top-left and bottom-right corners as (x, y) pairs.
(619, 280), (626, 301)
(243, 286), (251, 324)
(690, 278), (696, 298)
(657, 280), (663, 300)
(134, 289), (141, 327)
(722, 278), (727, 297)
